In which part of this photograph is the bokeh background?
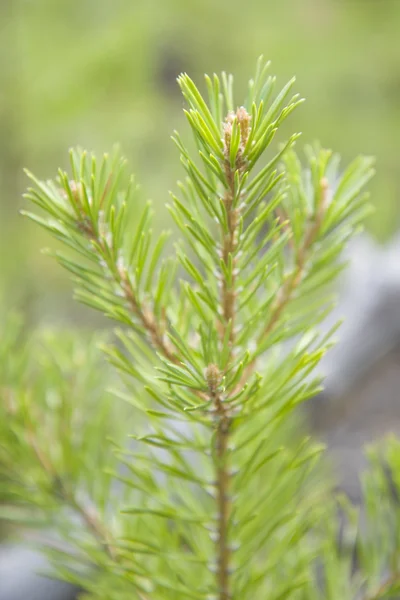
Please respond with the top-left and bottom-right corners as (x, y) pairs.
(1, 0), (400, 327)
(1, 1), (400, 597)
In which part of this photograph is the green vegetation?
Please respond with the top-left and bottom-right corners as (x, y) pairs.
(1, 1), (400, 321)
(2, 58), (400, 600)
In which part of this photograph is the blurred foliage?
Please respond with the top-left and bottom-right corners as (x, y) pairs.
(1, 0), (400, 324)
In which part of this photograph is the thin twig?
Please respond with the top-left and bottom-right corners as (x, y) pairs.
(26, 420), (117, 560)
(118, 269), (177, 363)
(24, 414), (149, 599)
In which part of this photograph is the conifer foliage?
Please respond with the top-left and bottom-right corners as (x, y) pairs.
(3, 58), (400, 599)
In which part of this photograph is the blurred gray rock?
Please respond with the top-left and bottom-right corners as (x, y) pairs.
(0, 544), (79, 600)
(311, 232), (400, 501)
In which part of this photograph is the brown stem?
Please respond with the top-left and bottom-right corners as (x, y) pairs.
(119, 269), (177, 364)
(221, 166), (239, 350)
(206, 365), (231, 600)
(219, 107), (249, 350)
(214, 176), (235, 597)
(216, 414), (231, 599)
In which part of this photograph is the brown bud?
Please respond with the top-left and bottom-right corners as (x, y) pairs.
(319, 177), (330, 214)
(223, 111), (236, 152)
(236, 106), (251, 146)
(205, 363), (222, 394)
(68, 180), (84, 202)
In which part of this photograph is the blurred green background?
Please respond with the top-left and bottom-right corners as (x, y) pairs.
(1, 0), (399, 325)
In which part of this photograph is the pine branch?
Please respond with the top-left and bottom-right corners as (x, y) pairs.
(24, 403), (150, 600)
(219, 107), (249, 348)
(236, 177), (329, 390)
(208, 106), (252, 599)
(258, 176), (327, 344)
(17, 58), (378, 600)
(116, 262), (177, 364)
(70, 181), (178, 365)
(25, 409), (117, 562)
(0, 324), (150, 598)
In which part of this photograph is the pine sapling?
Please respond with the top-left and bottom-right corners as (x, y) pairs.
(1, 58), (384, 599)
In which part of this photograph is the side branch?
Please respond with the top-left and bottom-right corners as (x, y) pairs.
(119, 269), (177, 363)
(237, 178), (328, 388)
(258, 177), (327, 346)
(71, 188), (177, 364)
(25, 418), (117, 561)
(23, 409), (149, 599)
